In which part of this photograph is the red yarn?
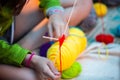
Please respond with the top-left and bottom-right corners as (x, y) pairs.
(59, 34), (65, 47)
(95, 34), (114, 44)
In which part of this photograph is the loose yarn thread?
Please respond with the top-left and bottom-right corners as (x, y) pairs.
(98, 43), (109, 60)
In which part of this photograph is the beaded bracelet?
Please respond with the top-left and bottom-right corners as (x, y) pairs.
(46, 6), (64, 18)
(25, 52), (35, 67)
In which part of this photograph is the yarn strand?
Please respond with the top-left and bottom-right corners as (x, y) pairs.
(59, 34), (65, 73)
(63, 0), (78, 35)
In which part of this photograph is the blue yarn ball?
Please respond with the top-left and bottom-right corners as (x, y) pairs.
(110, 25), (120, 37)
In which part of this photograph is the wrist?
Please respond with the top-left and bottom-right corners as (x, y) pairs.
(24, 52), (35, 68)
(29, 54), (39, 69)
(46, 6), (64, 18)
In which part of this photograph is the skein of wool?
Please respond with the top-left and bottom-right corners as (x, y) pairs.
(47, 27), (87, 71)
(61, 61), (82, 79)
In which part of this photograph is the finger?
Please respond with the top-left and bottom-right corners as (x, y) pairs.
(55, 21), (67, 38)
(64, 26), (69, 37)
(60, 23), (65, 36)
(52, 23), (61, 38)
(39, 72), (51, 80)
(47, 61), (60, 76)
(43, 64), (60, 80)
(48, 22), (53, 41)
(62, 21), (69, 37)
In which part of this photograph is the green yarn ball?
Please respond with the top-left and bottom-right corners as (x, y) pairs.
(61, 62), (82, 79)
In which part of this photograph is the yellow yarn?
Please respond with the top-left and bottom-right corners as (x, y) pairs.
(93, 2), (108, 17)
(98, 43), (109, 60)
(47, 27), (87, 71)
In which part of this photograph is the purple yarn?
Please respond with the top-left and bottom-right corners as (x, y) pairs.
(39, 41), (54, 57)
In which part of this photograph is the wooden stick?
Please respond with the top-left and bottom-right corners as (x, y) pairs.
(42, 36), (58, 41)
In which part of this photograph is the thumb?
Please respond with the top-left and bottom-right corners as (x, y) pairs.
(48, 22), (53, 41)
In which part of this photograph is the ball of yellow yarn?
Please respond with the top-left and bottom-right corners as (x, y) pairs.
(61, 62), (82, 79)
(94, 2), (108, 17)
(47, 27), (87, 71)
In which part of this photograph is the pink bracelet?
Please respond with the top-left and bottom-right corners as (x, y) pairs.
(25, 52), (35, 67)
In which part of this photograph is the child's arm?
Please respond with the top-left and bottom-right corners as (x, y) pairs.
(0, 39), (30, 67)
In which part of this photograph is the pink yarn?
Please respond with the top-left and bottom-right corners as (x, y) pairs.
(25, 52), (35, 67)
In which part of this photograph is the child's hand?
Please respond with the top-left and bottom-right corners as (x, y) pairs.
(30, 55), (61, 80)
(48, 14), (69, 38)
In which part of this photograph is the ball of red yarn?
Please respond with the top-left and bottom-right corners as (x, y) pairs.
(95, 34), (114, 44)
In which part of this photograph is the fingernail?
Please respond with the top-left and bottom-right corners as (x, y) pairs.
(55, 72), (60, 75)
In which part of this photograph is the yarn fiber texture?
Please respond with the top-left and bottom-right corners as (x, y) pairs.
(61, 61), (82, 79)
(47, 27), (87, 71)
(94, 2), (108, 17)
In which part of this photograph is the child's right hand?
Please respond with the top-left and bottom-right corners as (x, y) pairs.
(48, 13), (69, 39)
(28, 54), (61, 80)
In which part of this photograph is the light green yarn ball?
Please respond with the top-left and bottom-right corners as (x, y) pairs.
(61, 62), (82, 79)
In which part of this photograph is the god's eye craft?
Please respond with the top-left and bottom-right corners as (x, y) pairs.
(47, 27), (87, 79)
